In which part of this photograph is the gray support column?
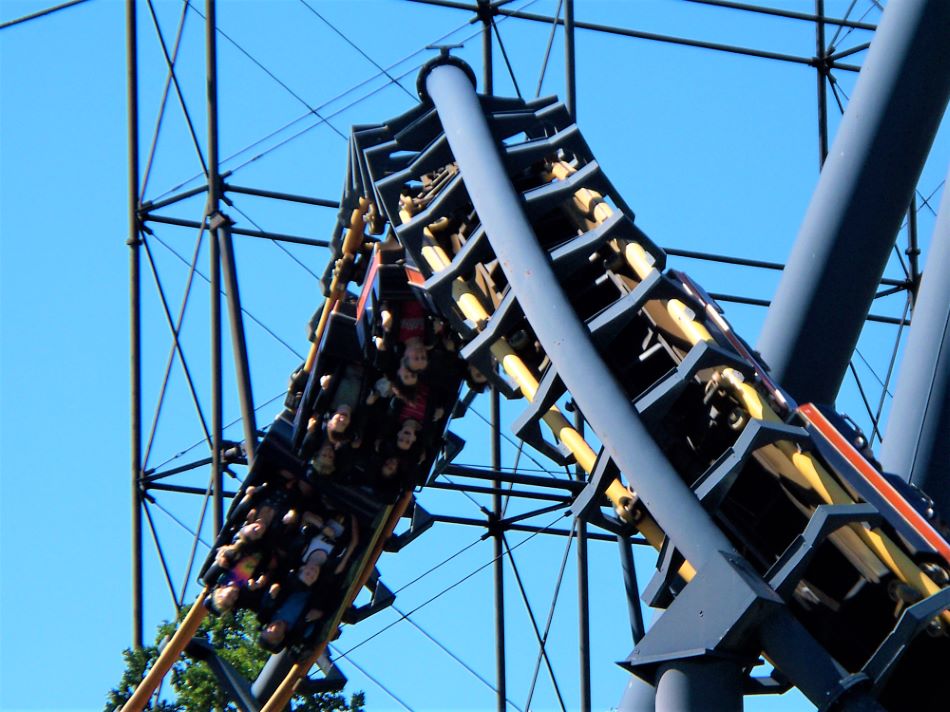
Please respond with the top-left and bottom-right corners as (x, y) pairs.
(425, 60), (736, 574)
(252, 651), (295, 702)
(206, 0), (224, 536)
(491, 385), (507, 712)
(575, 412), (590, 712)
(564, 0), (576, 119)
(881, 164), (950, 519)
(479, 0), (492, 95)
(126, 0), (143, 650)
(757, 0), (950, 404)
(617, 535), (653, 712)
(655, 661), (742, 712)
(618, 677), (656, 712)
(618, 535), (645, 644)
(815, 0), (829, 165)
(480, 18), (505, 710)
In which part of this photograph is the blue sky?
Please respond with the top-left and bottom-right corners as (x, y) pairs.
(1, 1), (947, 711)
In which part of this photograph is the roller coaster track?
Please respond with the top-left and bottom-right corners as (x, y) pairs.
(122, 56), (950, 712)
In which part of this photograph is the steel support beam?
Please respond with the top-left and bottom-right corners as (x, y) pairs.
(663, 247), (905, 287)
(479, 15), (506, 709)
(186, 638), (261, 712)
(430, 515), (625, 542)
(881, 162), (950, 519)
(406, 0), (861, 71)
(618, 535), (645, 644)
(815, 0), (829, 166)
(206, 0), (224, 537)
(126, 0), (144, 650)
(564, 0), (576, 120)
(217, 215), (258, 461)
(757, 0), (950, 404)
(429, 480), (569, 502)
(144, 455), (215, 481)
(141, 183), (209, 212)
(440, 464), (585, 492)
(575, 411), (591, 712)
(148, 482), (237, 498)
(907, 196), (922, 303)
(617, 534), (650, 711)
(0, 0), (90, 30)
(223, 183), (339, 208)
(686, 0), (876, 30)
(480, 0), (493, 95)
(491, 385), (507, 712)
(143, 213), (329, 247)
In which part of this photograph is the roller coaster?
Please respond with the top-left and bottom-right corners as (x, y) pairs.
(121, 11), (950, 705)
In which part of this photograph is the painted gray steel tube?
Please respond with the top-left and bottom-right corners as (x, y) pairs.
(424, 60), (736, 571)
(881, 162), (950, 519)
(757, 0), (950, 404)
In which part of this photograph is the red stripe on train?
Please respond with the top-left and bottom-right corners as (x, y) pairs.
(798, 403), (950, 565)
(356, 251), (382, 320)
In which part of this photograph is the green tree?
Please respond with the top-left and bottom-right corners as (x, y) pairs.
(106, 606), (364, 712)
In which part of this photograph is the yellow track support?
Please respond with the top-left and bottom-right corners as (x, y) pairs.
(304, 199), (370, 373)
(120, 590), (210, 712)
(413, 218), (697, 581)
(546, 161), (713, 347)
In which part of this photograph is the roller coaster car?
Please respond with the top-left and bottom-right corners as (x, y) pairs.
(354, 244), (434, 360)
(292, 300), (362, 451)
(200, 420), (308, 577)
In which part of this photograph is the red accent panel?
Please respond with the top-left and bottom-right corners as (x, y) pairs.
(405, 265), (424, 285)
(356, 251), (382, 320)
(799, 403), (950, 565)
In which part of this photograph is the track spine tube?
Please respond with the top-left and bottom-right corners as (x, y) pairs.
(424, 60), (735, 573)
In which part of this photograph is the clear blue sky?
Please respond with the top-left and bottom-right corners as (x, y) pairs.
(1, 1), (947, 711)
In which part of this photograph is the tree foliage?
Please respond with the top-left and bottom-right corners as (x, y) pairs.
(106, 606), (364, 712)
